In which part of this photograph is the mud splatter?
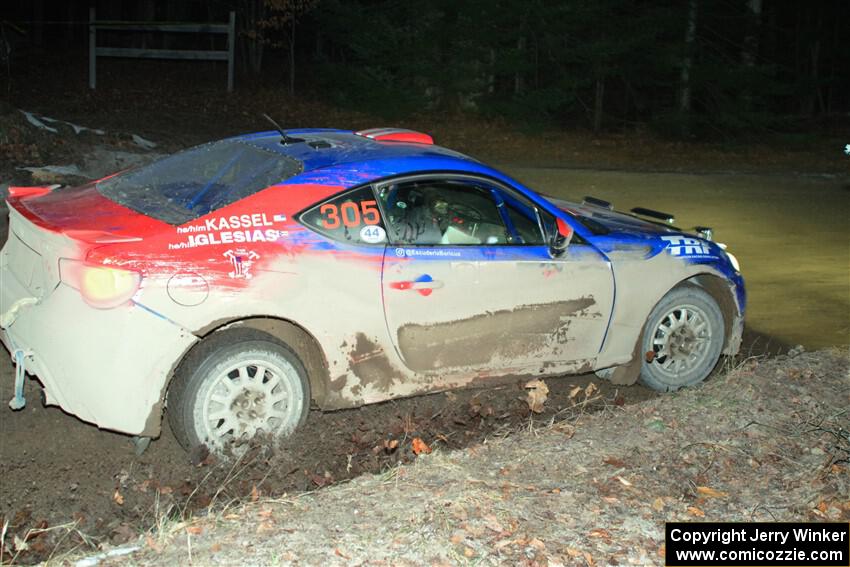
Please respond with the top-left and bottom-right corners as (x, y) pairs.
(398, 298), (596, 373)
(349, 333), (406, 392)
(328, 375), (347, 392)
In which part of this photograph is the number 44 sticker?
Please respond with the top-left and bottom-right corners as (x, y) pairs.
(360, 225), (386, 244)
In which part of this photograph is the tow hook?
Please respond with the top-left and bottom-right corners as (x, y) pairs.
(9, 348), (33, 410)
(2, 297), (40, 410)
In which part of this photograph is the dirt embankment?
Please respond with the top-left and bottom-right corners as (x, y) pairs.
(29, 348), (846, 566)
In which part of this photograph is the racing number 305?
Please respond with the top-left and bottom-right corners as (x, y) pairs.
(320, 200), (380, 229)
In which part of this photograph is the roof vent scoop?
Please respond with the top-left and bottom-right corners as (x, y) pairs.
(582, 196), (613, 210)
(356, 128), (434, 145)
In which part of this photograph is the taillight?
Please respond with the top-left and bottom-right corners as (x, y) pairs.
(59, 259), (142, 309)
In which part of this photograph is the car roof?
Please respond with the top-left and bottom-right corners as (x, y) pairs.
(234, 129), (508, 186)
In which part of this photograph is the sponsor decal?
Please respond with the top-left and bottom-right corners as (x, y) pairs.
(170, 213), (288, 249)
(224, 249), (259, 279)
(394, 248), (461, 258)
(389, 274), (443, 296)
(660, 235), (714, 257)
(359, 225), (386, 244)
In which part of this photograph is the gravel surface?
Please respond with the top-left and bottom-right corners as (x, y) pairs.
(44, 348), (848, 567)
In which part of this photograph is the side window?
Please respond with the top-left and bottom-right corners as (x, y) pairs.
(299, 186), (387, 245)
(499, 194), (547, 245)
(378, 179), (509, 245)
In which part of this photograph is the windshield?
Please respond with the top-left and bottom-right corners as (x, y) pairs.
(536, 193), (610, 235)
(97, 139), (302, 225)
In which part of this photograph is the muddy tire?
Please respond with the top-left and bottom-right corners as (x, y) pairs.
(167, 329), (310, 454)
(639, 285), (725, 392)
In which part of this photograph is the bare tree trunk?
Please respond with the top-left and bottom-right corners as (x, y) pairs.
(809, 39), (821, 116)
(289, 21), (296, 96)
(136, 0), (156, 49)
(593, 77), (604, 133)
(488, 48), (495, 94)
(741, 0), (762, 109)
(678, 0), (698, 133)
(514, 36), (526, 96)
(741, 0), (761, 68)
(32, 0), (44, 47)
(239, 0), (265, 75)
(827, 12), (838, 113)
(801, 7), (822, 116)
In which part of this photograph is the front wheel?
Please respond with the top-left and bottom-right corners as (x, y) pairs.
(167, 330), (310, 454)
(639, 285), (725, 392)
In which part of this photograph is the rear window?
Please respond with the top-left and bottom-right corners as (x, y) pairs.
(97, 139), (302, 225)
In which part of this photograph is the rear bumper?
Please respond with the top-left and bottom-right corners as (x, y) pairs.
(1, 271), (197, 436)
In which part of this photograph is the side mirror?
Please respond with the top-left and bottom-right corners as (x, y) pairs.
(549, 218), (573, 257)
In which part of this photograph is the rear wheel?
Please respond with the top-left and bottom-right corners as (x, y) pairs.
(640, 285), (725, 392)
(167, 329), (310, 454)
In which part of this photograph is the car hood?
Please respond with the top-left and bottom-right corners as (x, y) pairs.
(546, 197), (676, 237)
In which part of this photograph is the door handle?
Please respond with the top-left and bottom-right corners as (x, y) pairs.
(388, 275), (444, 296)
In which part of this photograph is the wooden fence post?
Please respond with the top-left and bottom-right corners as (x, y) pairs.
(88, 6), (96, 90)
(227, 11), (236, 93)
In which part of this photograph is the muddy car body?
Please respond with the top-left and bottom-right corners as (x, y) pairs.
(0, 128), (745, 452)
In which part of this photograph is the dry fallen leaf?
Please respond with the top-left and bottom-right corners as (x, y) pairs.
(464, 547), (476, 558)
(687, 506), (705, 517)
(186, 525), (203, 535)
(589, 528), (611, 539)
(412, 437), (432, 455)
(603, 456), (627, 468)
(335, 548), (351, 560)
(210, 543), (222, 553)
(568, 386), (582, 400)
(250, 485), (260, 502)
(529, 538), (546, 550)
(615, 475), (632, 487)
(257, 521), (275, 533)
(585, 382), (598, 398)
(112, 490), (124, 506)
(652, 497), (665, 511)
(696, 486), (727, 498)
(525, 379), (549, 413)
(483, 514), (504, 533)
(145, 535), (162, 553)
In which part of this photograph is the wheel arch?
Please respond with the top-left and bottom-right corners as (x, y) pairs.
(175, 316), (330, 409)
(680, 273), (742, 355)
(600, 271), (742, 386)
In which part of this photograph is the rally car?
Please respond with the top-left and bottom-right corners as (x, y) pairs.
(0, 127), (744, 454)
